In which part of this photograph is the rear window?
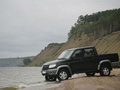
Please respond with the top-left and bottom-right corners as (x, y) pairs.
(84, 48), (95, 57)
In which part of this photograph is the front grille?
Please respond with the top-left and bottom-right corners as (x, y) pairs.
(42, 65), (49, 70)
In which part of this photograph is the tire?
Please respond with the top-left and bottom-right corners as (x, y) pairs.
(45, 75), (56, 81)
(86, 72), (95, 76)
(100, 66), (111, 76)
(57, 69), (69, 81)
(45, 75), (49, 81)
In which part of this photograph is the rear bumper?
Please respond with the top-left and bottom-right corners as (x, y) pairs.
(41, 69), (57, 76)
(111, 61), (120, 68)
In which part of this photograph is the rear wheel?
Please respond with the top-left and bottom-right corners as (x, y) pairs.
(86, 72), (95, 76)
(45, 75), (56, 81)
(57, 69), (69, 81)
(100, 66), (111, 76)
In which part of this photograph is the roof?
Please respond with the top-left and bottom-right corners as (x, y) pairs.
(66, 46), (95, 51)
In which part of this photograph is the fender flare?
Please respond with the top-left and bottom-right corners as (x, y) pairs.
(56, 65), (72, 75)
(97, 60), (111, 70)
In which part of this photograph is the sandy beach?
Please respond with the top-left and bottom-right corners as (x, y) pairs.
(47, 69), (120, 90)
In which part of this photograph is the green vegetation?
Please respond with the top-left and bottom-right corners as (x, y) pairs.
(0, 56), (34, 67)
(48, 43), (65, 46)
(0, 58), (24, 67)
(68, 8), (120, 39)
(23, 57), (32, 65)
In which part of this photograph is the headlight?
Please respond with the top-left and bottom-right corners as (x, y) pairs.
(49, 64), (56, 68)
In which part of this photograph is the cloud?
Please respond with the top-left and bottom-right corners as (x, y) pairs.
(0, 0), (120, 58)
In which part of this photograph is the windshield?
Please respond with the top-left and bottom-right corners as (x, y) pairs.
(58, 50), (73, 59)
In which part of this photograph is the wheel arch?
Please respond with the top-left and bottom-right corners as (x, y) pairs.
(56, 65), (72, 77)
(98, 60), (112, 70)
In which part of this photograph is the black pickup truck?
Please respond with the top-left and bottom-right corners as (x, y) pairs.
(41, 46), (119, 81)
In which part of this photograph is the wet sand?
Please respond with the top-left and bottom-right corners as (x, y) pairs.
(47, 69), (120, 90)
(0, 81), (61, 90)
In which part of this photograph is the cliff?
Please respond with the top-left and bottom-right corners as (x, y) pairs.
(29, 31), (120, 66)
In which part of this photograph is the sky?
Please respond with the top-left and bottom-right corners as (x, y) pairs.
(0, 0), (120, 58)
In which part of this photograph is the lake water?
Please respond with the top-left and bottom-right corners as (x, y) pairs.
(0, 67), (61, 90)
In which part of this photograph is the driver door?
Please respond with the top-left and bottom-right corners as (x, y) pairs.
(69, 49), (84, 73)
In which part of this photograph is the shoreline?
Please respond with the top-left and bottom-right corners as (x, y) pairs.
(0, 80), (61, 90)
(47, 68), (120, 90)
(0, 87), (17, 90)
(1, 68), (120, 90)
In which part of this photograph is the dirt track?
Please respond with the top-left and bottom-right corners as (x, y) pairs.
(47, 69), (120, 90)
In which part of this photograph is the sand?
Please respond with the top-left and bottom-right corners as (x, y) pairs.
(47, 69), (120, 90)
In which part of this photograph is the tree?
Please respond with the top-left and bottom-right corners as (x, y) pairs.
(23, 57), (31, 65)
(68, 8), (120, 39)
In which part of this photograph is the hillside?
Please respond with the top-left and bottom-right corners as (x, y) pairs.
(0, 58), (24, 67)
(30, 43), (64, 66)
(29, 8), (120, 66)
(0, 56), (34, 67)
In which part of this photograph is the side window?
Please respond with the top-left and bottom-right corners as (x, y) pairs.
(84, 48), (95, 57)
(72, 50), (83, 58)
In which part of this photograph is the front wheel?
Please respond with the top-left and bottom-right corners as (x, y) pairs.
(57, 69), (69, 81)
(100, 66), (111, 76)
(45, 75), (56, 81)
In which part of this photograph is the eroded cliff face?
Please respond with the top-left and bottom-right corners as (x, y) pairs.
(29, 45), (61, 66)
(29, 31), (120, 66)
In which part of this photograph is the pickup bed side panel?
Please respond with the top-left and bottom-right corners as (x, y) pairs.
(99, 53), (119, 62)
(98, 53), (119, 69)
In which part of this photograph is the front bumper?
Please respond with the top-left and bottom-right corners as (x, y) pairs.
(41, 69), (57, 76)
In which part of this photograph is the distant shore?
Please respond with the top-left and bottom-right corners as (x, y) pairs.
(47, 69), (120, 90)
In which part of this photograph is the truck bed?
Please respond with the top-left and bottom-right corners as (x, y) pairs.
(98, 53), (119, 68)
(98, 53), (119, 62)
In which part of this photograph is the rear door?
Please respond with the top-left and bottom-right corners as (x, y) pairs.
(83, 48), (98, 71)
